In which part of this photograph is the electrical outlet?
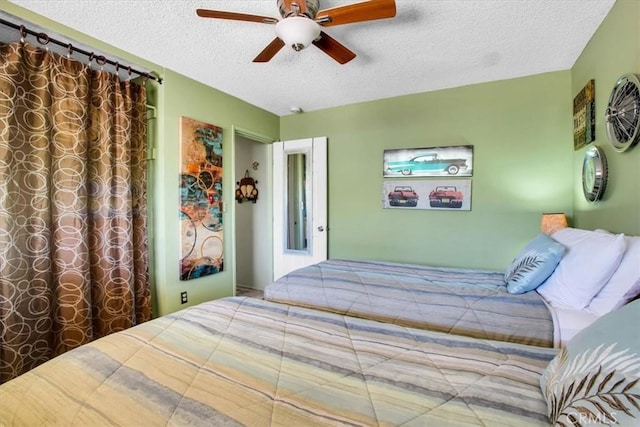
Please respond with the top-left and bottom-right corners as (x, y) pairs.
(180, 291), (188, 304)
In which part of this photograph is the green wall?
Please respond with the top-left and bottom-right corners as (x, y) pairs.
(571, 0), (640, 235)
(1, 1), (280, 317)
(281, 72), (573, 270)
(280, 0), (640, 270)
(3, 0), (638, 316)
(154, 70), (278, 316)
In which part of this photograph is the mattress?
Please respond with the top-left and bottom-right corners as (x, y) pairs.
(265, 259), (556, 347)
(0, 297), (557, 426)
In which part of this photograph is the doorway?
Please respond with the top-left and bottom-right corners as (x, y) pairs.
(234, 132), (271, 291)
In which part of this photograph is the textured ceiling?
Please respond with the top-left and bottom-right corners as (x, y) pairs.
(6, 0), (615, 116)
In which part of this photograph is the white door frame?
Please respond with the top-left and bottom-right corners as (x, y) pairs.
(273, 137), (327, 280)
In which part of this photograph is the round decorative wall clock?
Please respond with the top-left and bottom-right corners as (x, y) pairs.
(605, 73), (640, 152)
(582, 146), (608, 203)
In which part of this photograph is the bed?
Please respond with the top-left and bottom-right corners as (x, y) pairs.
(2, 227), (639, 426)
(1, 296), (638, 426)
(265, 259), (557, 348)
(265, 228), (640, 349)
(0, 296), (556, 426)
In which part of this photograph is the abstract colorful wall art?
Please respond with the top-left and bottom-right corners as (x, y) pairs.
(179, 117), (224, 280)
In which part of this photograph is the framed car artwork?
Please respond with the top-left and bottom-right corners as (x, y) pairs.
(382, 179), (472, 210)
(383, 145), (473, 177)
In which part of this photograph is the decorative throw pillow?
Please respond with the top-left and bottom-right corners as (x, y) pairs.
(540, 299), (640, 426)
(588, 233), (640, 315)
(504, 233), (565, 294)
(537, 228), (626, 309)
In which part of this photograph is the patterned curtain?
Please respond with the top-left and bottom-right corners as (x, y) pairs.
(0, 41), (151, 383)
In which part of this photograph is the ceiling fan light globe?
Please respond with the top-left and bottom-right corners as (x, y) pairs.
(275, 16), (320, 51)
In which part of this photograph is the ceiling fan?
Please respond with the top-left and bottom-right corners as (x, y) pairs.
(196, 0), (396, 64)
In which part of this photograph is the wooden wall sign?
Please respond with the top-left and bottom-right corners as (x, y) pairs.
(573, 80), (596, 150)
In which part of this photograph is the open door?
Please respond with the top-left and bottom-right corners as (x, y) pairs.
(273, 137), (327, 280)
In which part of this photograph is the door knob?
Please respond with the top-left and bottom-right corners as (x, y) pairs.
(317, 226), (325, 232)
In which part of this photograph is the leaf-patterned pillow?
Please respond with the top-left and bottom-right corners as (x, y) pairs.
(504, 233), (565, 294)
(540, 300), (640, 426)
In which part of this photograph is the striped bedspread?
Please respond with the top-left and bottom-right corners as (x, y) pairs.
(265, 259), (556, 347)
(0, 297), (556, 426)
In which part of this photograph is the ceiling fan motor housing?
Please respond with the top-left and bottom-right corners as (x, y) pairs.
(278, 0), (319, 18)
(197, 0), (397, 64)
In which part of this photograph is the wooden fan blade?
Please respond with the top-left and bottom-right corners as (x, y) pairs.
(196, 9), (278, 24)
(312, 32), (356, 64)
(316, 0), (396, 27)
(281, 0), (308, 16)
(253, 38), (286, 62)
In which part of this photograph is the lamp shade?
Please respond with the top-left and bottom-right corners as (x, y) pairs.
(275, 17), (321, 51)
(541, 213), (568, 235)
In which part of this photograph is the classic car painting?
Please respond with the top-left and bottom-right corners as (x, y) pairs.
(383, 145), (473, 177)
(388, 186), (419, 207)
(387, 153), (467, 176)
(429, 186), (464, 208)
(382, 179), (471, 210)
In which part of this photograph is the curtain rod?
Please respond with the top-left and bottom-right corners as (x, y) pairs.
(0, 18), (163, 85)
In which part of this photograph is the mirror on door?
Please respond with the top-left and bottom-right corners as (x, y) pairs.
(272, 137), (327, 281)
(286, 153), (308, 251)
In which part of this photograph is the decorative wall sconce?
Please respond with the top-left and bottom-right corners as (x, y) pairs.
(235, 170), (258, 203)
(541, 213), (568, 235)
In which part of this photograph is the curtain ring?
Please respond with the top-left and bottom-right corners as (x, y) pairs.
(95, 55), (106, 70)
(67, 43), (73, 58)
(142, 73), (149, 82)
(114, 61), (120, 72)
(127, 66), (132, 79)
(88, 52), (95, 66)
(19, 25), (27, 42)
(36, 32), (49, 46)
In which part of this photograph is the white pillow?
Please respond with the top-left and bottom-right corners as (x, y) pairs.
(536, 228), (626, 309)
(587, 233), (640, 315)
